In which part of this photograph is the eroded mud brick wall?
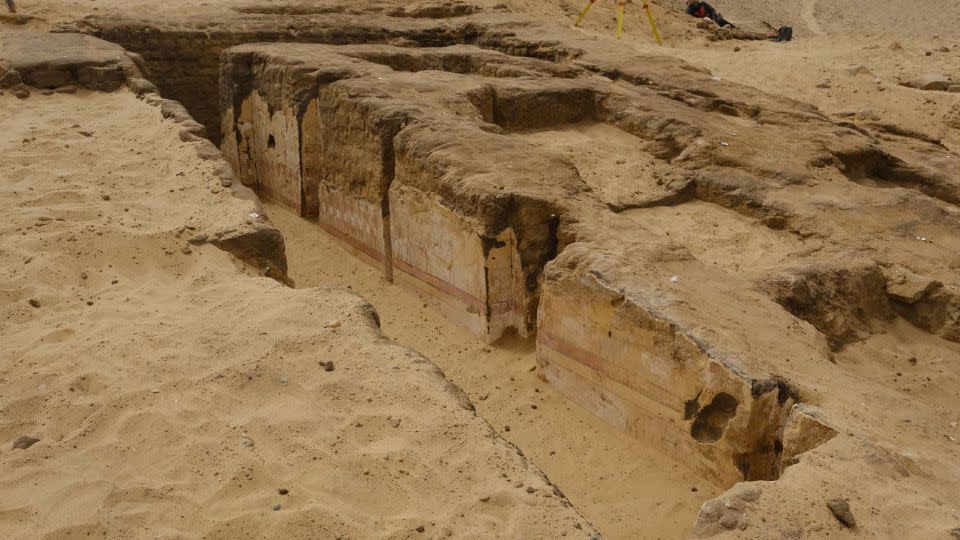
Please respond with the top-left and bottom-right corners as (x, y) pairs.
(219, 45), (566, 342)
(68, 15), (480, 142)
(536, 243), (837, 485)
(216, 36), (960, 496)
(216, 43), (850, 487)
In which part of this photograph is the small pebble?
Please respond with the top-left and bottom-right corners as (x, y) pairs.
(272, 504), (281, 511)
(278, 488), (289, 495)
(28, 298), (40, 308)
(826, 498), (856, 528)
(12, 436), (39, 450)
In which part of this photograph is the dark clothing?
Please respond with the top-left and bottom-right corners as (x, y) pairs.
(686, 2), (732, 27)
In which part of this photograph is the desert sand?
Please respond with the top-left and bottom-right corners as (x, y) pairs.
(2, 1), (960, 539)
(0, 84), (597, 539)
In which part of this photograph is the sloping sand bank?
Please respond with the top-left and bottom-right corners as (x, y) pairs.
(0, 82), (595, 540)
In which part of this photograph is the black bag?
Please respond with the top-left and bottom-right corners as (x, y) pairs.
(770, 26), (793, 42)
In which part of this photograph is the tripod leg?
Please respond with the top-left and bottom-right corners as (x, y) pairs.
(574, 0), (595, 27)
(616, 0), (625, 38)
(642, 1), (663, 45)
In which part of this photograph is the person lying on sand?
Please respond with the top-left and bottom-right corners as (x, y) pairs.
(4, 0), (15, 13)
(685, 0), (733, 28)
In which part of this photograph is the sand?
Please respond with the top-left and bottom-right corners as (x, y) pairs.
(3, 0), (960, 538)
(0, 90), (597, 539)
(265, 200), (722, 539)
(505, 0), (960, 152)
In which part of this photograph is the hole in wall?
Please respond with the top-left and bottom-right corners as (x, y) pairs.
(690, 392), (739, 443)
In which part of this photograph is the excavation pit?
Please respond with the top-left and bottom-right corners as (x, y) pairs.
(215, 41), (851, 492)
(28, 7), (960, 537)
(219, 43), (590, 342)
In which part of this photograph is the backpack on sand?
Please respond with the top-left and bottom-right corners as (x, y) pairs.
(770, 26), (793, 42)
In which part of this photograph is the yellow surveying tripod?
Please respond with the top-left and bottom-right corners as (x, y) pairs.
(574, 0), (663, 44)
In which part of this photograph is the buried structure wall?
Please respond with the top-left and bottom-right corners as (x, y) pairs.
(59, 9), (583, 143)
(216, 43), (855, 489)
(220, 44), (578, 342)
(216, 35), (960, 498)
(33, 7), (960, 537)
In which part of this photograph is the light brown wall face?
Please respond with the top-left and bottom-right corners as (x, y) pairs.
(232, 93), (304, 211)
(218, 45), (588, 343)
(216, 43), (847, 486)
(536, 247), (834, 485)
(313, 90), (402, 208)
(215, 39), (960, 532)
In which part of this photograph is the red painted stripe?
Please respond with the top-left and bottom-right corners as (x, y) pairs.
(315, 218), (491, 316)
(393, 257), (487, 314)
(539, 332), (680, 407)
(317, 219), (384, 264)
(540, 332), (605, 373)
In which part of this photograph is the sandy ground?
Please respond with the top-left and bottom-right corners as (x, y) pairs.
(515, 0), (960, 152)
(0, 90), (597, 539)
(8, 0), (960, 145)
(265, 199), (722, 539)
(3, 0), (960, 538)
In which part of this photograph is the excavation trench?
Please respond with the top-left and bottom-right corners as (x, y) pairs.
(65, 23), (846, 535)
(63, 13), (582, 142)
(214, 41), (841, 491)
(263, 199), (720, 538)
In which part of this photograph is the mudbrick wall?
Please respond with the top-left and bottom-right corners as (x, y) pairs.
(216, 38), (960, 507)
(56, 7), (582, 142)
(57, 6), (960, 537)
(218, 43), (835, 485)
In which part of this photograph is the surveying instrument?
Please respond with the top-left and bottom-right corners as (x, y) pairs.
(574, 0), (663, 45)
